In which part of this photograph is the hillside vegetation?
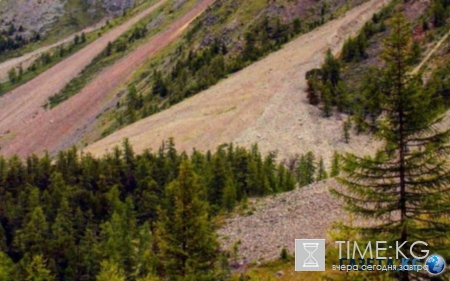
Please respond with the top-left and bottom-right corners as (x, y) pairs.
(46, 0), (201, 108)
(85, 0), (385, 163)
(0, 0), (152, 62)
(98, 0), (369, 137)
(305, 0), (450, 133)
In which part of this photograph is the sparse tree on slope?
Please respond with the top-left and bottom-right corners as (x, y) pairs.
(331, 14), (450, 281)
(317, 157), (328, 181)
(330, 151), (340, 177)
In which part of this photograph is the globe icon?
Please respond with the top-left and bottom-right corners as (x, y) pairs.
(425, 254), (446, 275)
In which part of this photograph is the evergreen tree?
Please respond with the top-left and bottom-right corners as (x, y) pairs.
(306, 75), (320, 105)
(18, 65), (23, 82)
(8, 67), (17, 84)
(0, 223), (6, 252)
(360, 68), (383, 127)
(106, 42), (113, 56)
(297, 152), (316, 186)
(433, 0), (446, 27)
(221, 178), (237, 212)
(78, 219), (100, 280)
(0, 251), (16, 281)
(304, 152), (316, 184)
(331, 14), (450, 280)
(208, 148), (229, 209)
(330, 151), (340, 177)
(293, 18), (302, 34)
(343, 119), (351, 143)
(15, 206), (49, 256)
(51, 198), (76, 279)
(156, 160), (218, 280)
(335, 81), (350, 113)
(321, 83), (333, 117)
(322, 49), (340, 88)
(316, 157), (328, 181)
(152, 71), (168, 97)
(24, 255), (56, 281)
(96, 260), (126, 281)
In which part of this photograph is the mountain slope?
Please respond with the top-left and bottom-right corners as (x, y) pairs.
(97, 0), (371, 138)
(0, 0), (166, 143)
(0, 20), (107, 83)
(0, 0), (215, 158)
(0, 0), (134, 39)
(85, 0), (386, 162)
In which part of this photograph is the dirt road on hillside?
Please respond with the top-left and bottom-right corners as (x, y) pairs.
(0, 0), (215, 158)
(85, 0), (385, 163)
(0, 0), (166, 142)
(0, 20), (106, 83)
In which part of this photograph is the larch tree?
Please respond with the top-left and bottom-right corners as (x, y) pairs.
(156, 160), (218, 280)
(317, 157), (328, 181)
(24, 254), (56, 281)
(330, 151), (340, 177)
(331, 14), (450, 280)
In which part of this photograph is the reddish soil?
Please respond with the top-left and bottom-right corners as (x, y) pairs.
(0, 0), (167, 154)
(0, 0), (215, 158)
(0, 19), (106, 83)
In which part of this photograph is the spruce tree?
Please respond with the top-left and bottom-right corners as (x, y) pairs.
(96, 260), (126, 281)
(330, 151), (340, 177)
(321, 83), (333, 117)
(343, 119), (351, 143)
(297, 152), (316, 186)
(0, 251), (15, 281)
(51, 198), (76, 279)
(24, 255), (56, 281)
(156, 160), (218, 280)
(317, 157), (328, 181)
(306, 75), (320, 105)
(331, 14), (450, 280)
(15, 206), (49, 256)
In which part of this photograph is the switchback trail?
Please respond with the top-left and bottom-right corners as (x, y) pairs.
(0, 0), (215, 158)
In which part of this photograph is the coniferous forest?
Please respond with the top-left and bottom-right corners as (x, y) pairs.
(0, 139), (297, 280)
(2, 0), (450, 280)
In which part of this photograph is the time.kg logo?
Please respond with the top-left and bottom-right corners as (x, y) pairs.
(295, 239), (326, 271)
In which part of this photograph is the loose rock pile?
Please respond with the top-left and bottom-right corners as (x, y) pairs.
(218, 179), (347, 263)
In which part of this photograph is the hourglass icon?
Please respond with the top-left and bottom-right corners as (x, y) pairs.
(303, 243), (319, 267)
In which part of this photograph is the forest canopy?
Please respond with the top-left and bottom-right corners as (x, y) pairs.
(0, 139), (300, 280)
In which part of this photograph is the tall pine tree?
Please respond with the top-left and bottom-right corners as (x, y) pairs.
(331, 14), (450, 280)
(156, 160), (218, 280)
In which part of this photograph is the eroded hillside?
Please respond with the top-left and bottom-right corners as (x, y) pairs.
(85, 0), (386, 163)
